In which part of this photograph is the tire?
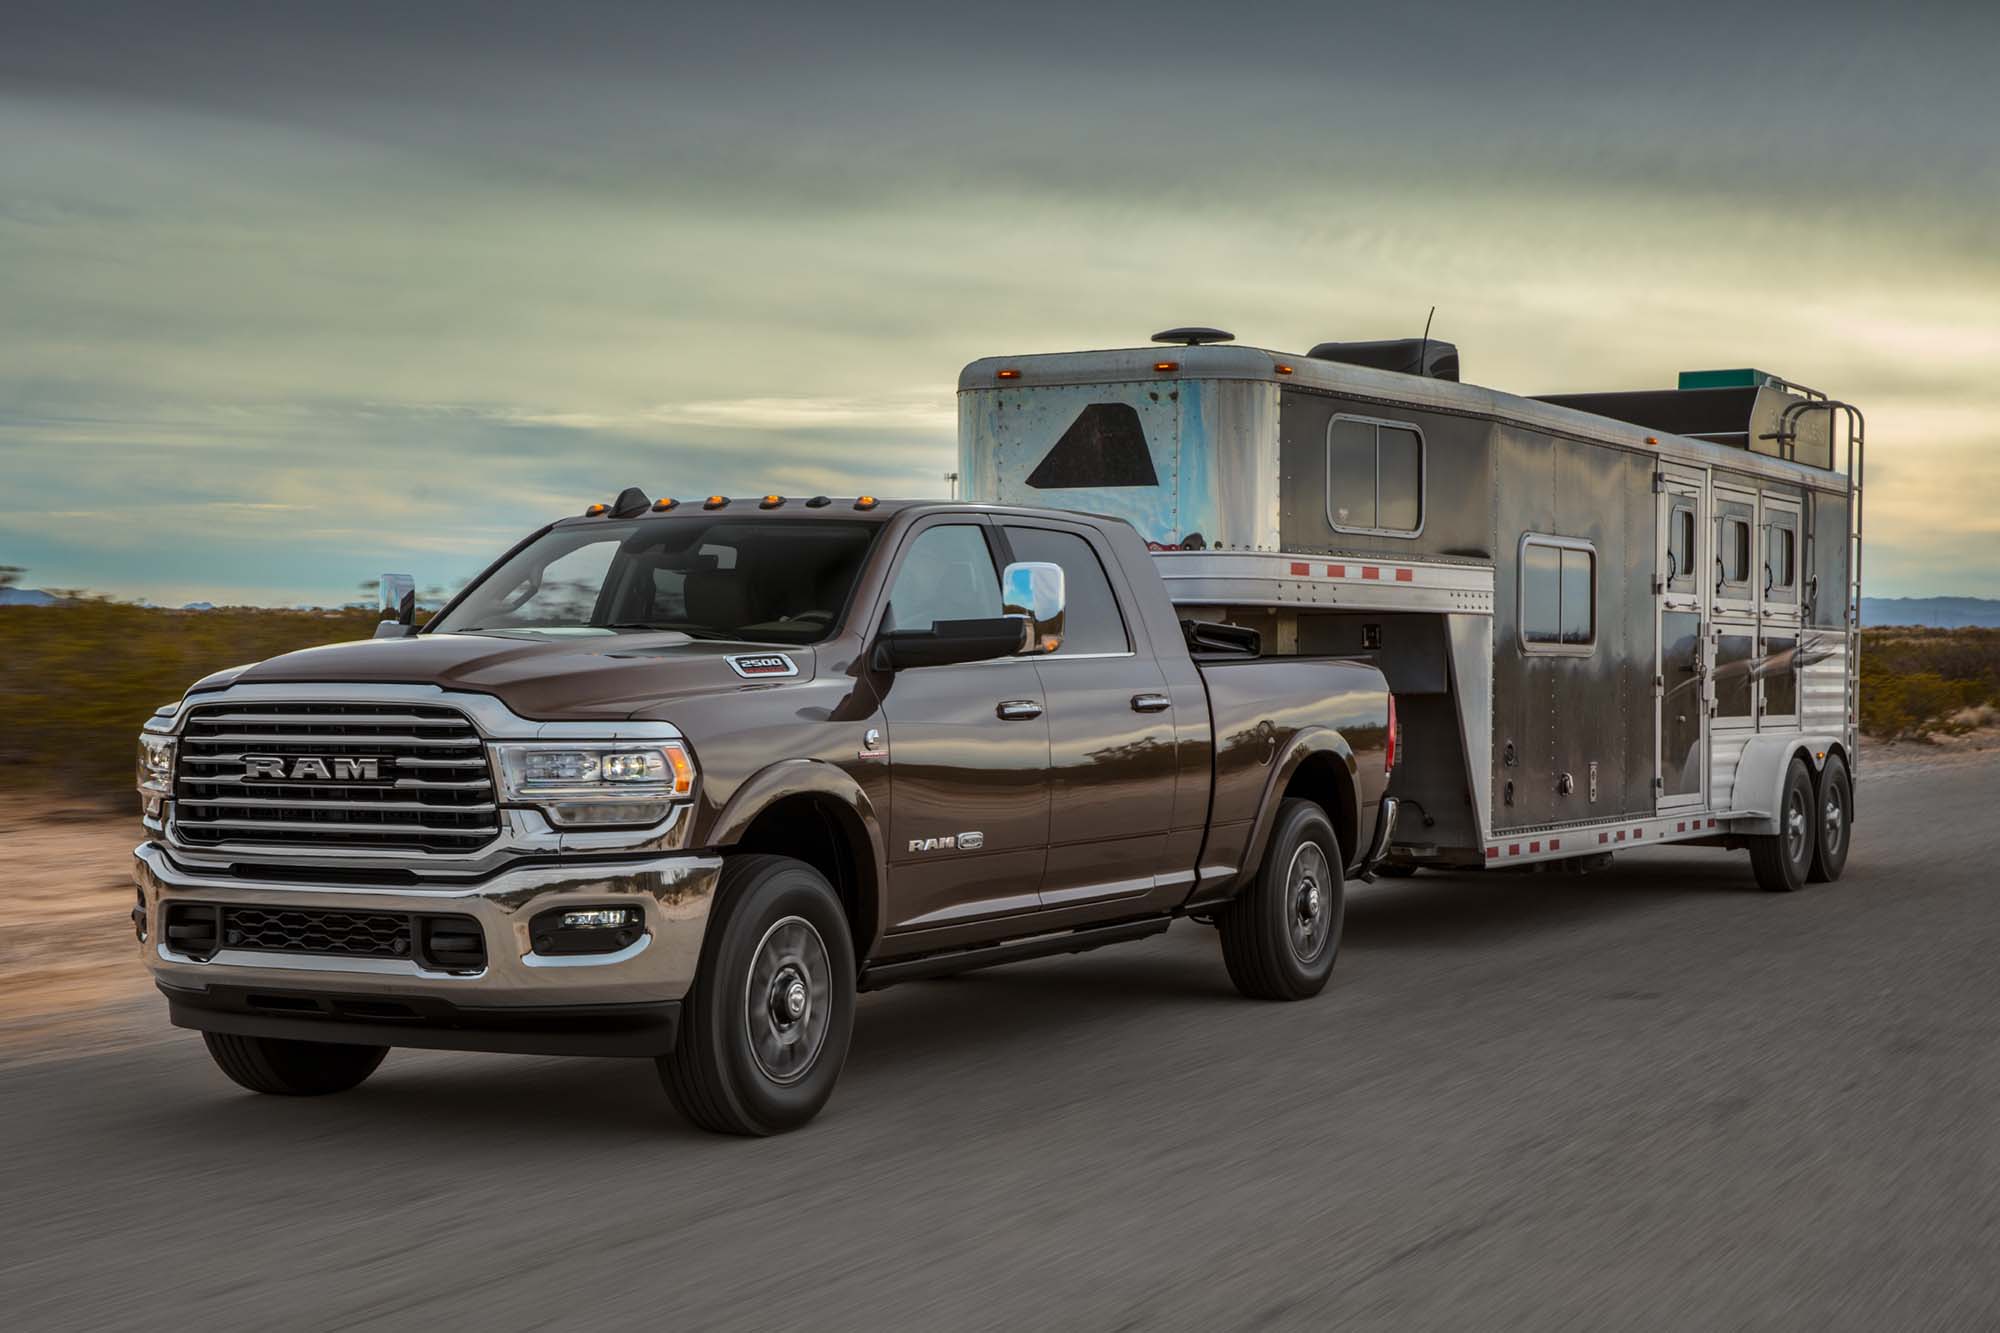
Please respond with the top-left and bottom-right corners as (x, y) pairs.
(1218, 798), (1345, 1001)
(1808, 754), (1852, 884)
(1750, 756), (1817, 893)
(660, 854), (856, 1135)
(201, 1032), (387, 1096)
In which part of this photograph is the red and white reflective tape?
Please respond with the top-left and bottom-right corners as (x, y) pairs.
(1288, 561), (1419, 582)
(1484, 816), (1722, 864)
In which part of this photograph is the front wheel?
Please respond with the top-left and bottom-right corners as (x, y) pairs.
(202, 1032), (387, 1096)
(660, 854), (856, 1135)
(1808, 754), (1852, 883)
(1218, 798), (1345, 1000)
(1749, 756), (1818, 893)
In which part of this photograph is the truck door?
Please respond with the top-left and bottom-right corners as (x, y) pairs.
(874, 518), (1053, 933)
(999, 520), (1179, 913)
(1656, 469), (1709, 810)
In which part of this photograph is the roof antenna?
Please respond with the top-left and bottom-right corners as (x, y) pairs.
(1417, 305), (1436, 377)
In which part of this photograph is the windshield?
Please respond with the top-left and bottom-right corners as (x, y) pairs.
(431, 517), (880, 645)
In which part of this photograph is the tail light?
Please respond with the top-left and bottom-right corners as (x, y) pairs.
(1384, 694), (1398, 778)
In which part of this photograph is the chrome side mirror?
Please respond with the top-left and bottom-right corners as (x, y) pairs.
(1002, 560), (1065, 655)
(374, 573), (418, 639)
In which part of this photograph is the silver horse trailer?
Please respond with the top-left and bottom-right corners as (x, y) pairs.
(958, 329), (1863, 891)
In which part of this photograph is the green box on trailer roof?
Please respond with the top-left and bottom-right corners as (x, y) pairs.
(1677, 368), (1784, 390)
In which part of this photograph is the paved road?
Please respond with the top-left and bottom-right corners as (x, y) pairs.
(4, 755), (1996, 1331)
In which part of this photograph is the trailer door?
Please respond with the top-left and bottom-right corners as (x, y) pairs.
(1656, 470), (1709, 810)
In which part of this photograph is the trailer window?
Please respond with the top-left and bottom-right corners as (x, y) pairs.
(1668, 506), (1696, 582)
(1327, 415), (1424, 536)
(1769, 525), (1797, 590)
(1721, 516), (1752, 585)
(1520, 535), (1595, 654)
(1026, 403), (1159, 489)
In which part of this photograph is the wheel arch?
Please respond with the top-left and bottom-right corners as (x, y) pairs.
(1731, 733), (1845, 836)
(709, 760), (886, 962)
(1242, 728), (1363, 881)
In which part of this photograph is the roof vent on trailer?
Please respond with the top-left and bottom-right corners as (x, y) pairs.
(1307, 337), (1460, 381)
(1150, 326), (1235, 346)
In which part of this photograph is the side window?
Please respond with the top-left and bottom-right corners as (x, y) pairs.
(1668, 505), (1696, 582)
(1002, 525), (1130, 656)
(1766, 521), (1798, 595)
(1327, 415), (1424, 536)
(1520, 535), (1595, 653)
(1720, 516), (1752, 586)
(884, 525), (1000, 632)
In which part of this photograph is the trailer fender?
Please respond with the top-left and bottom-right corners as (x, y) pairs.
(1729, 734), (1848, 836)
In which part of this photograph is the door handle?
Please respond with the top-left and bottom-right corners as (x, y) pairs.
(996, 700), (1043, 721)
(1130, 693), (1172, 713)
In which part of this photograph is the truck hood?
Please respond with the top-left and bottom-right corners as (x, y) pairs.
(190, 632), (817, 720)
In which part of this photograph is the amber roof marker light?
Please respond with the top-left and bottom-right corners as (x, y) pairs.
(1275, 363), (1295, 375)
(854, 496), (879, 510)
(1153, 361), (1180, 373)
(703, 495), (729, 509)
(759, 494), (785, 509)
(584, 502), (608, 516)
(651, 497), (679, 512)
(995, 368), (1021, 380)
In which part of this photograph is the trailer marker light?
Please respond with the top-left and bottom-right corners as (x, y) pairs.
(996, 368), (1021, 380)
(1645, 436), (1660, 446)
(854, 496), (878, 510)
(585, 503), (608, 516)
(652, 497), (678, 512)
(1154, 361), (1179, 373)
(1275, 364), (1294, 375)
(704, 495), (729, 509)
(760, 494), (785, 509)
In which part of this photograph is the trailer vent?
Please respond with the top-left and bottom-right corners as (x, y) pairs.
(1307, 338), (1459, 381)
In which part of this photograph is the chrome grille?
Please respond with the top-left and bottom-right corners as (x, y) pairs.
(172, 702), (500, 853)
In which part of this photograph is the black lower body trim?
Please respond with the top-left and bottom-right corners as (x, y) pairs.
(161, 982), (680, 1058)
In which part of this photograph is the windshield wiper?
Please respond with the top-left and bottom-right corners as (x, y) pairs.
(600, 622), (729, 639)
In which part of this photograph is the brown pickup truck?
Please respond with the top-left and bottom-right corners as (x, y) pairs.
(134, 492), (1396, 1133)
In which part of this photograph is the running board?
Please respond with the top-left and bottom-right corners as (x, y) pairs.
(857, 917), (1171, 991)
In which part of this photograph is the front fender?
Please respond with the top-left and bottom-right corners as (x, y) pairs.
(706, 758), (889, 949)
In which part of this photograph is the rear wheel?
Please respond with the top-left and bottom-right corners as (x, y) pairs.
(202, 1032), (387, 1096)
(1750, 757), (1817, 893)
(1808, 754), (1852, 883)
(1218, 798), (1345, 1000)
(660, 854), (856, 1135)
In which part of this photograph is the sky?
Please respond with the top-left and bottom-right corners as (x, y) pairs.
(2, 0), (1996, 605)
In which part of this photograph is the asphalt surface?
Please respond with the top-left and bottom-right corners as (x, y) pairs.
(4, 754), (1997, 1331)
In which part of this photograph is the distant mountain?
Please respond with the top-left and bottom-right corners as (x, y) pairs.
(180, 602), (216, 611)
(0, 587), (61, 606)
(1862, 596), (2000, 629)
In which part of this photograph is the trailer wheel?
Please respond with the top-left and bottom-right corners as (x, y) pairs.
(1219, 799), (1345, 1000)
(201, 1033), (387, 1096)
(660, 854), (856, 1135)
(1749, 757), (1817, 893)
(1807, 754), (1852, 884)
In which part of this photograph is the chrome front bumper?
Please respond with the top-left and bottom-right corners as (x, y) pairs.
(135, 842), (720, 1056)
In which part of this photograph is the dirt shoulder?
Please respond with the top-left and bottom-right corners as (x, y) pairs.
(0, 799), (161, 1067)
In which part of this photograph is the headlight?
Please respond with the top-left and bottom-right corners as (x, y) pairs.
(490, 741), (696, 828)
(136, 733), (176, 815)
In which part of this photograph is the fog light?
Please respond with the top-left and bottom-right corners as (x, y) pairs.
(530, 905), (643, 956)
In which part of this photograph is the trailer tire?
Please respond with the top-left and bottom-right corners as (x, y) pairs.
(1807, 754), (1852, 884)
(201, 1032), (387, 1096)
(1219, 798), (1345, 1000)
(660, 854), (855, 1135)
(1749, 757), (1817, 894)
